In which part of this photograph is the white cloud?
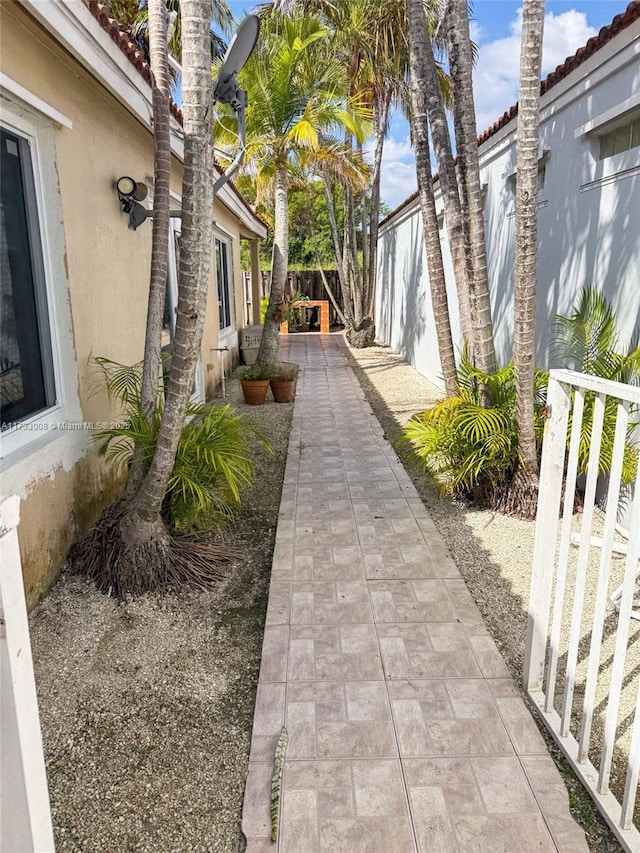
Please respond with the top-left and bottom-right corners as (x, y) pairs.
(473, 8), (597, 133)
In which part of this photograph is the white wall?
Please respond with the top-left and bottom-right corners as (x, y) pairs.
(376, 18), (640, 389)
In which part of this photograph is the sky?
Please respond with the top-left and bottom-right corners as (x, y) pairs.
(227, 1), (628, 211)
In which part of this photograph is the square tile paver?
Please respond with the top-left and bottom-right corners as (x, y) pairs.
(369, 579), (457, 622)
(286, 681), (397, 759)
(288, 624), (383, 681)
(280, 759), (415, 853)
(378, 623), (481, 679)
(389, 679), (512, 757)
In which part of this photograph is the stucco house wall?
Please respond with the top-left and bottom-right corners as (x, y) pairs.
(375, 5), (640, 390)
(0, 0), (266, 607)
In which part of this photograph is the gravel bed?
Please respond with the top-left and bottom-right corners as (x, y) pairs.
(347, 343), (635, 852)
(29, 377), (293, 853)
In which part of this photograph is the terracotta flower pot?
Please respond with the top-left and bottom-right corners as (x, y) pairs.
(270, 378), (296, 403)
(241, 378), (269, 405)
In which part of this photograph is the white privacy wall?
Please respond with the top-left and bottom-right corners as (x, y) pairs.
(376, 17), (640, 389)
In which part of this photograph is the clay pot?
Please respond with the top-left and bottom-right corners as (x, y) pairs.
(241, 378), (269, 405)
(270, 378), (295, 403)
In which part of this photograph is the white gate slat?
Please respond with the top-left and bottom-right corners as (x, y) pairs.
(561, 392), (606, 738)
(546, 387), (585, 712)
(621, 679), (640, 830)
(598, 462), (640, 796)
(578, 400), (630, 762)
(523, 376), (571, 692)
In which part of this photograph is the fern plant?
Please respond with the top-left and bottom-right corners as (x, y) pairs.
(402, 355), (548, 504)
(92, 358), (266, 531)
(551, 286), (639, 484)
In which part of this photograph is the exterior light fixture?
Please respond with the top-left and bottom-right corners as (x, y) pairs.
(115, 176), (150, 230)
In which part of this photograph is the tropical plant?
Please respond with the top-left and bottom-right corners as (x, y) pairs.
(511, 0), (546, 517)
(216, 14), (369, 369)
(551, 287), (640, 484)
(92, 360), (261, 531)
(402, 355), (548, 504)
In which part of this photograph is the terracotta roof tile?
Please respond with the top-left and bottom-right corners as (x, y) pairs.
(381, 0), (640, 228)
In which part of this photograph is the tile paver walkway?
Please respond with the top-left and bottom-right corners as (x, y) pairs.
(242, 334), (588, 853)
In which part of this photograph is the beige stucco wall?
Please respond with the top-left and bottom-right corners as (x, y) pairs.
(0, 3), (256, 607)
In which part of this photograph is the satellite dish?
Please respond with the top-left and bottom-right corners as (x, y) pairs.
(213, 14), (260, 106)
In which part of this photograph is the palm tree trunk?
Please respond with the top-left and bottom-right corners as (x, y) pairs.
(407, 0), (457, 396)
(514, 0), (545, 496)
(419, 28), (473, 352)
(322, 168), (354, 329)
(123, 0), (215, 551)
(367, 88), (391, 320)
(256, 156), (288, 368)
(128, 0), (172, 495)
(448, 0), (497, 376)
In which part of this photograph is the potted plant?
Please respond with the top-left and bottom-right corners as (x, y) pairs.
(269, 363), (299, 403)
(238, 365), (270, 405)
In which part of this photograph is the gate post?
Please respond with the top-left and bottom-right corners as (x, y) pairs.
(0, 495), (55, 852)
(523, 375), (571, 692)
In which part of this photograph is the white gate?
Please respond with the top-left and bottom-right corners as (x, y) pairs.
(0, 494), (55, 852)
(525, 370), (640, 851)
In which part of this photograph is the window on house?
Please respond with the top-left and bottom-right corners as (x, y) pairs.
(1, 127), (55, 429)
(599, 115), (640, 159)
(216, 237), (232, 331)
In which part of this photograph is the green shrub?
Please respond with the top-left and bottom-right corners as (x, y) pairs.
(402, 287), (639, 508)
(92, 359), (267, 531)
(401, 356), (548, 504)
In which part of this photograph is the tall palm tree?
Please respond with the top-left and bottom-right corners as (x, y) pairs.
(414, 7), (473, 351)
(447, 0), (497, 377)
(119, 0), (216, 586)
(271, 0), (410, 343)
(407, 0), (457, 395)
(217, 15), (369, 368)
(512, 0), (545, 512)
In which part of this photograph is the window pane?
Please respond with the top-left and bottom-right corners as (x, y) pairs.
(600, 122), (633, 159)
(631, 117), (640, 150)
(1, 129), (52, 428)
(216, 238), (231, 330)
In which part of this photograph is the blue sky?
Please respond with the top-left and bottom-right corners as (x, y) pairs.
(226, 1), (628, 210)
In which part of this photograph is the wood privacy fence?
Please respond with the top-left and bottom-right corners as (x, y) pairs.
(259, 269), (345, 327)
(524, 370), (640, 851)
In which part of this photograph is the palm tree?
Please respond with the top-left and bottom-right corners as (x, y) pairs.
(413, 5), (473, 351)
(407, 0), (457, 395)
(218, 14), (369, 368)
(120, 0), (216, 587)
(512, 0), (545, 514)
(447, 0), (497, 377)
(271, 0), (409, 343)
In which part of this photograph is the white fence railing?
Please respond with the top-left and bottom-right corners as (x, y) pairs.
(525, 370), (640, 852)
(0, 494), (55, 852)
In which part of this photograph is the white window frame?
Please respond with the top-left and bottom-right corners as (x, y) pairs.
(214, 229), (235, 341)
(165, 215), (205, 402)
(0, 102), (83, 467)
(578, 97), (640, 189)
